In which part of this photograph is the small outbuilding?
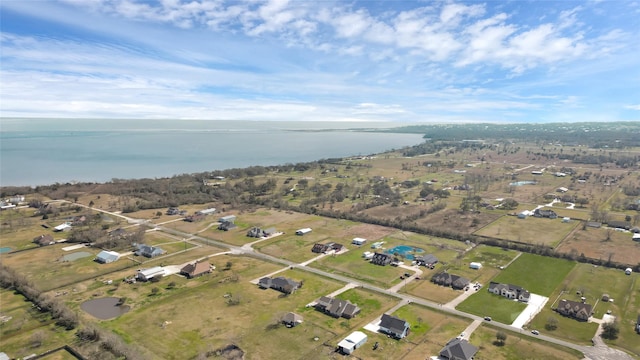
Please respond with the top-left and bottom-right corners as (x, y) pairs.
(469, 262), (482, 270)
(95, 250), (120, 264)
(282, 312), (303, 327)
(296, 228), (312, 235)
(136, 267), (165, 282)
(337, 331), (367, 355)
(352, 237), (367, 246)
(218, 215), (236, 223)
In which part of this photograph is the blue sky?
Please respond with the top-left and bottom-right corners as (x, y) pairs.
(1, 0), (638, 123)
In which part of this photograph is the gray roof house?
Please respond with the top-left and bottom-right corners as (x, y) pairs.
(135, 245), (166, 258)
(371, 252), (393, 266)
(439, 338), (478, 360)
(282, 312), (303, 327)
(488, 282), (530, 302)
(415, 254), (438, 266)
(258, 276), (301, 294)
(431, 272), (470, 290)
(314, 296), (361, 319)
(379, 313), (410, 339)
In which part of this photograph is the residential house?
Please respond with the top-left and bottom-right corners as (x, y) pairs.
(556, 299), (592, 321)
(469, 262), (482, 269)
(136, 267), (165, 281)
(607, 221), (631, 230)
(439, 338), (479, 360)
(166, 207), (181, 215)
(95, 250), (120, 264)
(180, 261), (212, 278)
(371, 252), (393, 266)
(431, 272), (470, 290)
(282, 312), (303, 328)
(196, 208), (216, 216)
(534, 208), (558, 219)
(33, 234), (55, 246)
(218, 221), (237, 231)
(135, 245), (166, 258)
(488, 282), (530, 302)
(314, 296), (360, 319)
(72, 215), (87, 226)
(337, 331), (367, 355)
(415, 254), (438, 267)
(258, 276), (300, 294)
(311, 242), (343, 254)
(379, 314), (410, 339)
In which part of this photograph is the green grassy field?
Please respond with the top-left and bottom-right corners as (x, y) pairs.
(456, 290), (528, 324)
(492, 253), (576, 296)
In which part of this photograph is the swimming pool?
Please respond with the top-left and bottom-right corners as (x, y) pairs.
(0, 247), (11, 254)
(385, 245), (425, 260)
(509, 181), (536, 186)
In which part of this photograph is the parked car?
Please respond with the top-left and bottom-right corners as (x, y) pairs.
(531, 330), (540, 335)
(484, 316), (492, 321)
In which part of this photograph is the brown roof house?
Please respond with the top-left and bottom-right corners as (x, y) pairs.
(282, 312), (303, 328)
(314, 296), (361, 319)
(180, 261), (213, 278)
(431, 272), (470, 290)
(556, 299), (592, 321)
(33, 234), (55, 246)
(439, 338), (479, 360)
(258, 276), (301, 294)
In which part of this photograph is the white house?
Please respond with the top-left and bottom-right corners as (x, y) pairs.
(136, 267), (166, 281)
(352, 237), (367, 246)
(469, 262), (482, 270)
(296, 228), (312, 235)
(362, 251), (374, 259)
(337, 331), (367, 354)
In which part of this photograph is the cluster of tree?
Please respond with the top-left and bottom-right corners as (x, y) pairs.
(0, 264), (78, 330)
(77, 324), (146, 359)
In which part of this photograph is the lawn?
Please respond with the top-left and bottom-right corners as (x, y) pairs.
(469, 324), (584, 360)
(475, 214), (579, 247)
(492, 253), (576, 296)
(456, 290), (527, 324)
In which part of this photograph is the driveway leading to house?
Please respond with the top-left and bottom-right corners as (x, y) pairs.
(511, 293), (548, 328)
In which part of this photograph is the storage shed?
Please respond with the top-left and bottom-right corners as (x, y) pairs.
(95, 250), (120, 264)
(469, 262), (482, 270)
(219, 215), (236, 223)
(352, 237), (367, 245)
(296, 228), (312, 235)
(337, 331), (367, 354)
(136, 267), (165, 281)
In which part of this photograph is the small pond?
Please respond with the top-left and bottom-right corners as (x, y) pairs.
(81, 297), (130, 320)
(0, 247), (12, 254)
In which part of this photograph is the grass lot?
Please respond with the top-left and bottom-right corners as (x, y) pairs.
(492, 253), (576, 296)
(440, 245), (521, 285)
(475, 215), (579, 247)
(97, 265), (350, 359)
(0, 289), (75, 358)
(556, 225), (640, 267)
(529, 264), (640, 355)
(456, 290), (527, 324)
(470, 324), (584, 360)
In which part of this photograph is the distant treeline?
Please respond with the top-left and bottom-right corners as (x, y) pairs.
(384, 121), (640, 148)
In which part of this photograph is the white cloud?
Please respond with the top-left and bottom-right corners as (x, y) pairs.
(625, 104), (640, 110)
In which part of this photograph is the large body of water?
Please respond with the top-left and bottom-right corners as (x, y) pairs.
(0, 118), (425, 186)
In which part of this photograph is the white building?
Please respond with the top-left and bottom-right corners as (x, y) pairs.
(296, 228), (312, 235)
(469, 262), (482, 270)
(95, 250), (120, 264)
(352, 237), (367, 246)
(362, 251), (374, 259)
(54, 222), (72, 232)
(197, 208), (216, 215)
(625, 268), (633, 275)
(337, 331), (367, 354)
(136, 267), (166, 281)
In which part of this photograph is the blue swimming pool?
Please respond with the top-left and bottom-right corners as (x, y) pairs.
(0, 247), (12, 253)
(385, 245), (424, 260)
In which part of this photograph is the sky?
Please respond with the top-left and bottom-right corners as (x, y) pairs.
(1, 0), (639, 123)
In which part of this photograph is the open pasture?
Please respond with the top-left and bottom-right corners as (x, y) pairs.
(556, 225), (640, 267)
(491, 253), (575, 296)
(456, 290), (528, 324)
(475, 214), (578, 248)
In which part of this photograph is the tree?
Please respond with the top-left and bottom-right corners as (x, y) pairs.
(151, 287), (160, 296)
(601, 321), (620, 340)
(495, 331), (507, 346)
(545, 316), (559, 331)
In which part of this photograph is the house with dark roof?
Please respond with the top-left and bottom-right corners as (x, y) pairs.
(258, 276), (300, 294)
(607, 220), (631, 230)
(439, 338), (478, 360)
(534, 208), (558, 219)
(282, 312), (303, 327)
(218, 221), (237, 231)
(556, 299), (592, 321)
(378, 314), (410, 339)
(431, 272), (470, 290)
(184, 213), (206, 222)
(135, 245), (166, 258)
(371, 252), (393, 266)
(311, 242), (344, 254)
(415, 254), (438, 267)
(180, 261), (212, 278)
(33, 234), (55, 246)
(314, 296), (361, 319)
(488, 282), (530, 302)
